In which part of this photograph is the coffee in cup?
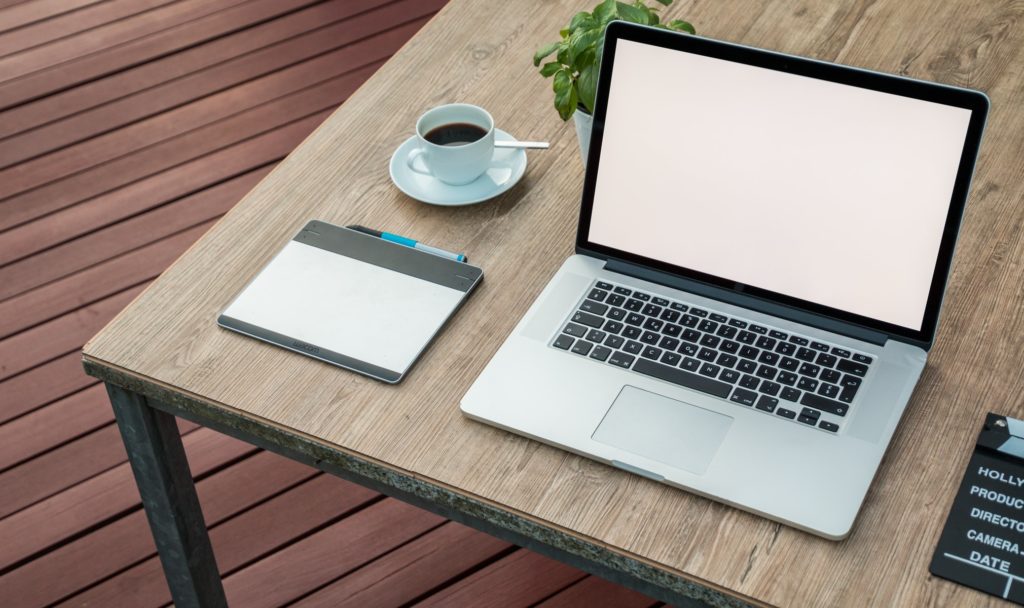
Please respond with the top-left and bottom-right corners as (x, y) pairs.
(408, 104), (495, 185)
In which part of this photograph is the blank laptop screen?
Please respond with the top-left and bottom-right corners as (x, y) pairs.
(587, 39), (973, 331)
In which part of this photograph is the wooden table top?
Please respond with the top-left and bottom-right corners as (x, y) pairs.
(83, 0), (1024, 605)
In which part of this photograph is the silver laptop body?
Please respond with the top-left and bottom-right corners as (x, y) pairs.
(462, 22), (988, 539)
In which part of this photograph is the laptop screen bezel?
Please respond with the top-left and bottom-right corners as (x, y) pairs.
(575, 21), (989, 347)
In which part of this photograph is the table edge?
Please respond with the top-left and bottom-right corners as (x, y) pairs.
(81, 353), (766, 608)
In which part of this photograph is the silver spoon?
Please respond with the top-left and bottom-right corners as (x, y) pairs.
(494, 140), (549, 149)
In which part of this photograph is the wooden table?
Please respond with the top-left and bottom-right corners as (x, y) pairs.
(82, 0), (1024, 606)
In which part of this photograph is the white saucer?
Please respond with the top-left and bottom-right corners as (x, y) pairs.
(389, 128), (527, 206)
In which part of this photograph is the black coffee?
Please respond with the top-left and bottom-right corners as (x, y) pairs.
(424, 122), (487, 146)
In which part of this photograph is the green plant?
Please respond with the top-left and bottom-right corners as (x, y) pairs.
(533, 0), (694, 120)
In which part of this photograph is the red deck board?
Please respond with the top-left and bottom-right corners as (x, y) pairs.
(0, 2), (658, 605)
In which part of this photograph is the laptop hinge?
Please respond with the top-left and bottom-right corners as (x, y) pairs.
(603, 258), (890, 347)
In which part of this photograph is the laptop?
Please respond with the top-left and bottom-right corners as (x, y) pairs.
(461, 22), (989, 539)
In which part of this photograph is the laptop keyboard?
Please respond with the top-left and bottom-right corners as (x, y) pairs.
(551, 280), (875, 434)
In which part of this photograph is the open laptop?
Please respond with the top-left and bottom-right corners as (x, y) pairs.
(461, 22), (989, 539)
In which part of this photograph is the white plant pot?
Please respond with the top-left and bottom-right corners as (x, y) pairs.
(573, 108), (593, 166)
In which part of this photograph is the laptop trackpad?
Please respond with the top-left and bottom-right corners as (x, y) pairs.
(592, 385), (732, 475)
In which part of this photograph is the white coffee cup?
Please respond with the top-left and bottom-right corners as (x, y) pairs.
(408, 103), (495, 186)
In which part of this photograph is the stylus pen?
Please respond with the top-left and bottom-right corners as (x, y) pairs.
(347, 225), (467, 263)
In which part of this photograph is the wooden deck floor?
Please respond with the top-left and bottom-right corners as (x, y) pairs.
(0, 1), (662, 606)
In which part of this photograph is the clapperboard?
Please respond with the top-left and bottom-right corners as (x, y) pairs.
(931, 413), (1024, 604)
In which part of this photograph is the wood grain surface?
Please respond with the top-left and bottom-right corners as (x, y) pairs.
(82, 0), (1024, 605)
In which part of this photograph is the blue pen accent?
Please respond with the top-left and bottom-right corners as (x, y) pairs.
(347, 225), (467, 263)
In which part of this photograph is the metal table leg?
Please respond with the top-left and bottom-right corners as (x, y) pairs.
(106, 383), (227, 608)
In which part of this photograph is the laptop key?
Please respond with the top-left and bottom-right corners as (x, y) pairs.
(699, 362), (721, 378)
(681, 357), (701, 372)
(661, 309), (681, 323)
(603, 320), (624, 334)
(625, 312), (644, 326)
(788, 335), (809, 345)
(801, 408), (820, 420)
(710, 313), (728, 323)
(837, 359), (869, 376)
(609, 351), (635, 368)
(642, 346), (662, 360)
(755, 336), (776, 350)
(841, 374), (862, 389)
(553, 335), (574, 350)
(797, 377), (818, 392)
(640, 331), (660, 345)
(588, 288), (608, 302)
(698, 320), (718, 333)
(643, 318), (664, 332)
(798, 362), (820, 377)
(737, 360), (757, 374)
(798, 414), (818, 426)
(605, 335), (625, 349)
(689, 307), (708, 318)
(571, 340), (593, 356)
(839, 385), (858, 403)
(816, 353), (837, 368)
(780, 356), (799, 371)
(659, 336), (680, 350)
(737, 330), (757, 344)
(758, 351), (780, 365)
(717, 353), (738, 368)
(818, 383), (840, 398)
(633, 358), (732, 398)
(820, 368), (841, 384)
(607, 294), (626, 307)
(749, 324), (768, 334)
(661, 351), (681, 366)
(739, 345), (759, 359)
(623, 326), (641, 339)
(563, 323), (587, 337)
(700, 334), (721, 348)
(769, 330), (788, 340)
(720, 340), (740, 354)
(775, 342), (796, 356)
(652, 297), (669, 306)
(776, 407), (797, 419)
(679, 343), (698, 357)
(680, 314), (699, 327)
(608, 307), (626, 321)
(720, 369), (740, 383)
(613, 286), (632, 296)
(853, 353), (874, 364)
(831, 347), (851, 358)
(740, 374), (760, 389)
(697, 347), (718, 362)
(756, 395), (779, 412)
(756, 365), (777, 380)
(819, 420), (839, 433)
(760, 380), (781, 396)
(670, 302), (688, 312)
(573, 311), (604, 328)
(730, 388), (757, 406)
(590, 346), (612, 361)
(781, 387), (801, 401)
(625, 298), (644, 311)
(596, 281), (613, 290)
(681, 328), (700, 342)
(586, 329), (607, 343)
(580, 300), (608, 315)
(624, 340), (643, 354)
(642, 303), (662, 317)
(777, 371), (798, 386)
(729, 319), (748, 328)
(795, 347), (816, 362)
(810, 341), (830, 352)
(633, 291), (651, 301)
(663, 323), (682, 337)
(800, 393), (848, 416)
